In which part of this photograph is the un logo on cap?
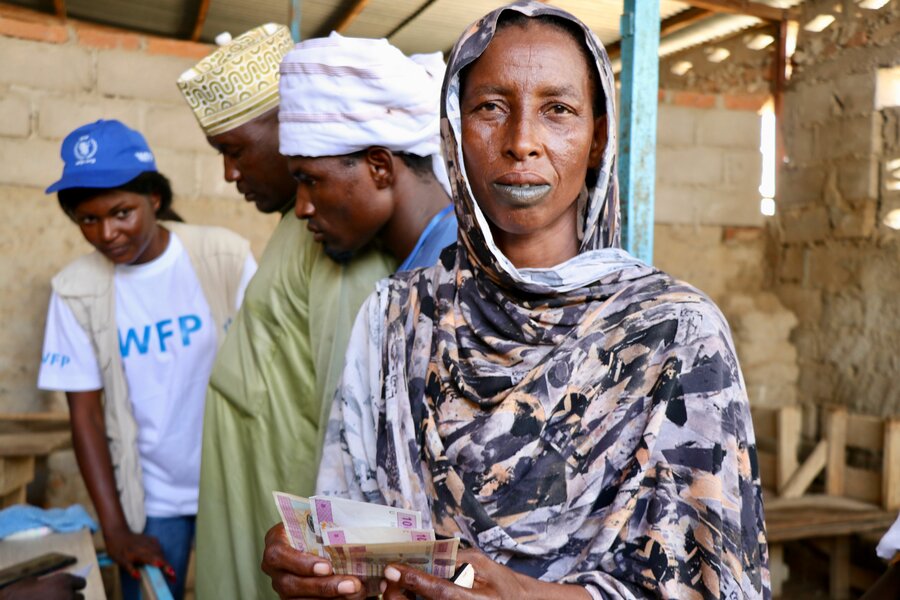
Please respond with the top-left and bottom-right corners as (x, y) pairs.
(74, 135), (98, 165)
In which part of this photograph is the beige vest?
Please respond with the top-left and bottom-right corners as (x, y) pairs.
(52, 221), (250, 532)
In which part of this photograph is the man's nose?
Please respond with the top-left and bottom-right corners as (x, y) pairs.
(223, 155), (241, 183)
(294, 186), (315, 219)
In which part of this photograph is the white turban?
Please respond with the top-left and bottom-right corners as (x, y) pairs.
(278, 32), (448, 193)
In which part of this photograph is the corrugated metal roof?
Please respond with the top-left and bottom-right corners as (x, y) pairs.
(3, 0), (802, 58)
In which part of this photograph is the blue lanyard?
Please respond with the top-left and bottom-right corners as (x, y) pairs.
(398, 204), (454, 271)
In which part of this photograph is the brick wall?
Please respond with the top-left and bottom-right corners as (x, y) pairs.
(774, 0), (900, 415)
(0, 4), (279, 414)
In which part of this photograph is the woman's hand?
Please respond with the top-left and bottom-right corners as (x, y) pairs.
(261, 523), (365, 599)
(103, 526), (173, 581)
(380, 549), (592, 600)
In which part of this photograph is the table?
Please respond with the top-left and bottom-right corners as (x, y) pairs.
(0, 528), (106, 599)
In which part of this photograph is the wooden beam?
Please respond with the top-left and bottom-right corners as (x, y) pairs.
(52, 0), (66, 21)
(190, 0), (212, 42)
(777, 405), (801, 490)
(678, 0), (795, 21)
(825, 406), (848, 497)
(333, 0), (371, 33)
(882, 419), (900, 511)
(779, 439), (827, 498)
(607, 7), (711, 60)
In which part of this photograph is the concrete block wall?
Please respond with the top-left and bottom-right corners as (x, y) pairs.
(655, 90), (766, 227)
(653, 90), (797, 410)
(774, 0), (900, 416)
(0, 5), (279, 415)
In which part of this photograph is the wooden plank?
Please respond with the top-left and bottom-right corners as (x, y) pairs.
(846, 413), (885, 452)
(678, 0), (795, 21)
(845, 465), (882, 506)
(777, 405), (801, 489)
(766, 509), (896, 543)
(0, 412), (69, 434)
(764, 494), (878, 513)
(826, 407), (848, 496)
(0, 456), (35, 497)
(831, 537), (850, 600)
(779, 439), (827, 498)
(0, 432), (71, 457)
(189, 0), (212, 42)
(883, 419), (900, 511)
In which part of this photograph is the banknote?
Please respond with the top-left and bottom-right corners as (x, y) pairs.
(273, 492), (458, 590)
(324, 538), (459, 595)
(310, 495), (422, 542)
(322, 526), (435, 546)
(272, 491), (320, 555)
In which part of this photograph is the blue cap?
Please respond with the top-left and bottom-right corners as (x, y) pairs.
(45, 119), (158, 194)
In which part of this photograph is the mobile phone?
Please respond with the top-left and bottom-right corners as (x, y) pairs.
(0, 552), (77, 589)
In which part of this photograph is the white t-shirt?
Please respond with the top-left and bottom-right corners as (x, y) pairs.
(38, 232), (256, 518)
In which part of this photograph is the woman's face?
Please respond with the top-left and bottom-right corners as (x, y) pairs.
(461, 20), (605, 259)
(70, 190), (162, 265)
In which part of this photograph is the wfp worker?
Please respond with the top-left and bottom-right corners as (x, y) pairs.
(38, 119), (256, 600)
(262, 3), (770, 599)
(279, 33), (456, 271)
(176, 25), (393, 599)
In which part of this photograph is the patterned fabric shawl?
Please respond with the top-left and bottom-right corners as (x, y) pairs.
(317, 2), (771, 598)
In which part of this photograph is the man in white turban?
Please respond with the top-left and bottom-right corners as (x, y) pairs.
(176, 25), (394, 600)
(279, 33), (456, 272)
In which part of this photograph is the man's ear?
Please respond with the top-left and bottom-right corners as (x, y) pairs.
(365, 147), (395, 189)
(588, 114), (608, 169)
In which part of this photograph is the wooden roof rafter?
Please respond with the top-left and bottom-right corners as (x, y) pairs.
(190, 0), (212, 41)
(678, 0), (798, 22)
(607, 7), (713, 60)
(53, 0), (66, 21)
(332, 0), (373, 34)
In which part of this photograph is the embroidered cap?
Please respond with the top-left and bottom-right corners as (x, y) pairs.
(45, 119), (158, 194)
(177, 23), (293, 137)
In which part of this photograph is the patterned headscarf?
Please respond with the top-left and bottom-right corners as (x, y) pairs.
(318, 3), (770, 598)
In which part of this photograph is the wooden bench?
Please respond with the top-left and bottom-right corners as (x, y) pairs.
(0, 412), (71, 507)
(753, 405), (900, 598)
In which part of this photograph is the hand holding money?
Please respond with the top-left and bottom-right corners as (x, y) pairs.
(261, 522), (365, 599)
(272, 492), (460, 596)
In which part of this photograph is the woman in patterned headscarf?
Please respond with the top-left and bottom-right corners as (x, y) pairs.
(262, 2), (770, 598)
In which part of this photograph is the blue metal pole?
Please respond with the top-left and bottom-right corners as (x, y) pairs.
(618, 0), (660, 264)
(289, 0), (302, 42)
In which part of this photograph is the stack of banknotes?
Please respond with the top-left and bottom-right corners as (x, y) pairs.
(273, 491), (459, 593)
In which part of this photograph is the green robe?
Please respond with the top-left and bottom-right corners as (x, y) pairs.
(194, 215), (393, 599)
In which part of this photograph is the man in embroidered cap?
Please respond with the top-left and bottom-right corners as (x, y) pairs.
(177, 25), (393, 599)
(279, 33), (457, 272)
